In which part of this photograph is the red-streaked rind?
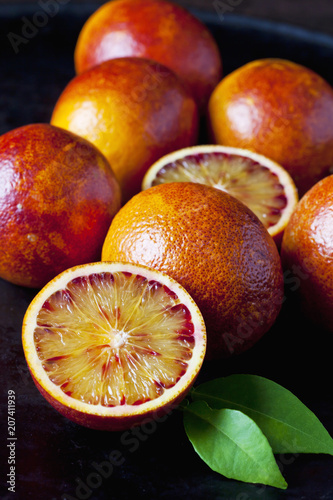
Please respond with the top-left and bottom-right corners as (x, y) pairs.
(281, 175), (333, 333)
(0, 123), (121, 288)
(50, 57), (199, 203)
(208, 58), (333, 196)
(74, 0), (222, 112)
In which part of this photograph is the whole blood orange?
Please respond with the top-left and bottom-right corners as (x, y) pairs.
(208, 58), (333, 196)
(281, 175), (333, 333)
(74, 0), (222, 113)
(0, 123), (121, 288)
(102, 183), (284, 359)
(51, 57), (199, 202)
(22, 261), (206, 431)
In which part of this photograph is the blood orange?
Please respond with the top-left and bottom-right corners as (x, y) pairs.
(50, 57), (199, 202)
(208, 58), (333, 196)
(74, 0), (222, 112)
(142, 145), (298, 246)
(102, 182), (284, 359)
(281, 175), (333, 333)
(22, 262), (206, 431)
(0, 123), (121, 288)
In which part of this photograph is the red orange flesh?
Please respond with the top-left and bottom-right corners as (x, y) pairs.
(22, 262), (206, 430)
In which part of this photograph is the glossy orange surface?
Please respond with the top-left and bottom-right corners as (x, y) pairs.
(208, 58), (333, 196)
(0, 123), (121, 288)
(102, 182), (284, 359)
(51, 57), (199, 202)
(281, 175), (333, 332)
(74, 0), (222, 112)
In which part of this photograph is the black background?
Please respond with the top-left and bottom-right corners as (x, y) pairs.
(0, 3), (333, 500)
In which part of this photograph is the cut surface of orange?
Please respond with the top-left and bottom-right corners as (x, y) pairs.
(22, 262), (206, 431)
(142, 145), (298, 246)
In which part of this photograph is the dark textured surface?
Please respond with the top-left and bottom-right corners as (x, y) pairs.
(1, 0), (333, 36)
(0, 4), (333, 500)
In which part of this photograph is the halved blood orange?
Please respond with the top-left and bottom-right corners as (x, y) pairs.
(22, 262), (206, 431)
(142, 145), (298, 246)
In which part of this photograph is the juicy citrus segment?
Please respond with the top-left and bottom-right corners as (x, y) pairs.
(142, 145), (298, 245)
(35, 272), (194, 406)
(22, 262), (206, 430)
(147, 152), (285, 228)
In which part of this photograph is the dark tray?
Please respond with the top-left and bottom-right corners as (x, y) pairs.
(0, 4), (333, 500)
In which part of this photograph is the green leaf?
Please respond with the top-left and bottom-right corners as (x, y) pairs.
(183, 400), (287, 489)
(191, 374), (333, 455)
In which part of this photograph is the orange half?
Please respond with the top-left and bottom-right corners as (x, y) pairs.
(142, 145), (298, 246)
(22, 262), (206, 431)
